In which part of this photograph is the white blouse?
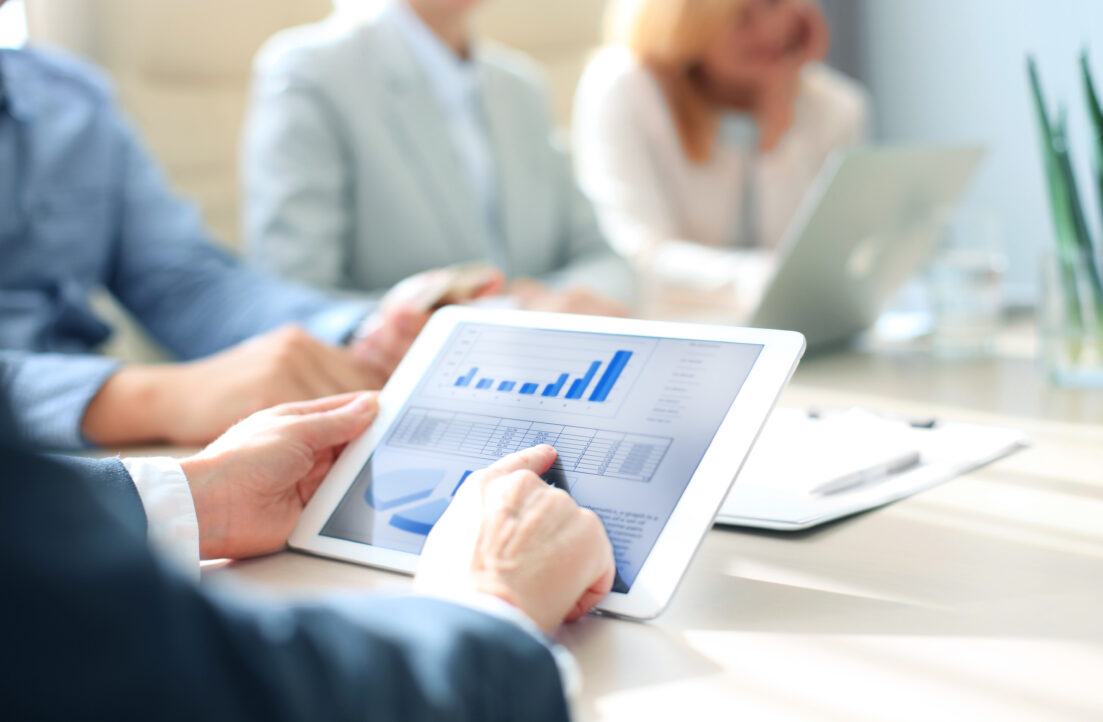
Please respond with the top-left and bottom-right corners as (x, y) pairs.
(572, 46), (870, 319)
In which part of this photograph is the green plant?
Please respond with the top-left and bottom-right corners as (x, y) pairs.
(1028, 53), (1103, 360)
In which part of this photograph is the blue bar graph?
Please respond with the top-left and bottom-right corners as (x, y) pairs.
(454, 367), (478, 388)
(565, 361), (602, 400)
(589, 351), (633, 402)
(454, 350), (632, 403)
(542, 373), (570, 398)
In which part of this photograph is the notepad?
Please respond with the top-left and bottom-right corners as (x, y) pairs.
(717, 408), (1027, 530)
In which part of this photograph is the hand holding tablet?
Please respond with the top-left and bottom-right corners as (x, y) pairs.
(416, 444), (617, 633)
(292, 307), (804, 619)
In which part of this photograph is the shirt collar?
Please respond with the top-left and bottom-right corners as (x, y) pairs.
(385, 0), (479, 112)
(0, 50), (39, 122)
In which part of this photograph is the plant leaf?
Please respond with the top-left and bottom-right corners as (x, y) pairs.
(1028, 57), (1085, 334)
(1082, 49), (1103, 248)
(1029, 58), (1079, 253)
(1052, 104), (1094, 253)
(1079, 49), (1103, 323)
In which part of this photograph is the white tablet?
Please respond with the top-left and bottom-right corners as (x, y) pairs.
(291, 307), (805, 620)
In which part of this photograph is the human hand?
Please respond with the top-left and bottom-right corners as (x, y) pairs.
(349, 266), (507, 378)
(694, 0), (829, 151)
(790, 0), (830, 64)
(83, 325), (381, 447)
(510, 279), (629, 317)
(415, 445), (616, 634)
(750, 0), (829, 149)
(179, 392), (378, 560)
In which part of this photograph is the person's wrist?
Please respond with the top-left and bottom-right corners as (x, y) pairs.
(81, 365), (176, 446)
(468, 574), (559, 634)
(419, 574), (554, 634)
(178, 453), (229, 559)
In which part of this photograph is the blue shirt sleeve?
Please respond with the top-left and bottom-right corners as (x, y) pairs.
(104, 111), (369, 359)
(0, 350), (122, 450)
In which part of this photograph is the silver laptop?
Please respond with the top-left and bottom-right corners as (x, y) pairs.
(748, 146), (985, 350)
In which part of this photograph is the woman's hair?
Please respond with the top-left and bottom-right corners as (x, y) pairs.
(607, 0), (741, 69)
(605, 0), (746, 162)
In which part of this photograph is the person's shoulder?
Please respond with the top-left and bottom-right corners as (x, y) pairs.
(254, 13), (374, 80)
(574, 45), (665, 128)
(801, 64), (871, 127)
(6, 45), (116, 108)
(478, 42), (549, 98)
(577, 46), (658, 105)
(477, 42), (564, 126)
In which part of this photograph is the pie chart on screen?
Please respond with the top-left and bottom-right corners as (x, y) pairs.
(365, 468), (474, 536)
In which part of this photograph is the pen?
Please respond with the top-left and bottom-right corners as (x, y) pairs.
(811, 451), (921, 496)
(807, 406), (939, 429)
(540, 462), (572, 493)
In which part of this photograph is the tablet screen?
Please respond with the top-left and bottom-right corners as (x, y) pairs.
(321, 323), (762, 591)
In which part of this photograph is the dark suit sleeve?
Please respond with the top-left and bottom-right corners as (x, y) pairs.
(0, 445), (568, 722)
(48, 453), (149, 539)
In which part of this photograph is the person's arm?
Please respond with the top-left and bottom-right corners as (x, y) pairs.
(102, 99), (364, 359)
(0, 444), (569, 722)
(78, 288), (441, 450)
(0, 390), (619, 720)
(77, 325), (385, 448)
(243, 39), (354, 292)
(0, 350), (124, 450)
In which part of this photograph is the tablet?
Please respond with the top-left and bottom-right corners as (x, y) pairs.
(291, 308), (805, 620)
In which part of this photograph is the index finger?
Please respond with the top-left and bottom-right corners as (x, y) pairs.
(484, 444), (558, 478)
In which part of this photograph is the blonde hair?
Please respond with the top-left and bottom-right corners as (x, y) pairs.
(605, 0), (747, 162)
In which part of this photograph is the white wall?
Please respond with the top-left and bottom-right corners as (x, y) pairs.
(854, 0), (1103, 304)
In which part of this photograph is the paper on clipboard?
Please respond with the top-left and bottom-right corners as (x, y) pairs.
(716, 408), (1028, 531)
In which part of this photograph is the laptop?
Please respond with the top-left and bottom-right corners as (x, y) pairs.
(748, 146), (985, 350)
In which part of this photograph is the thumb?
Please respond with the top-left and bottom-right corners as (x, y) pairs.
(272, 391), (375, 417)
(290, 392), (378, 451)
(565, 560), (616, 622)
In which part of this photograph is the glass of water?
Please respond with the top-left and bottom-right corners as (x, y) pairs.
(923, 211), (1007, 358)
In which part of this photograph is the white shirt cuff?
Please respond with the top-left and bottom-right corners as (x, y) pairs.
(121, 456), (200, 580)
(426, 591), (583, 709)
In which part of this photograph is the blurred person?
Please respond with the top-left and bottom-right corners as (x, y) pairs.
(1, 387), (614, 721)
(573, 0), (869, 317)
(0, 37), (502, 451)
(244, 0), (631, 317)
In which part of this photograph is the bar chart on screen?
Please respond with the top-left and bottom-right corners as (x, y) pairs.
(424, 325), (658, 418)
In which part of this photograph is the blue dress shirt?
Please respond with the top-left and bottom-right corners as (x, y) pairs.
(0, 47), (366, 450)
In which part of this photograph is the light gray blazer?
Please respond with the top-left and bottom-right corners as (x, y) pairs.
(243, 13), (633, 302)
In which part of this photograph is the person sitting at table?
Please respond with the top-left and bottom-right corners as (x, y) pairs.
(572, 0), (869, 316)
(0, 386), (614, 721)
(243, 0), (631, 317)
(0, 38), (500, 451)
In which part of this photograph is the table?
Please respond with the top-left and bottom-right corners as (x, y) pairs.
(204, 340), (1103, 721)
